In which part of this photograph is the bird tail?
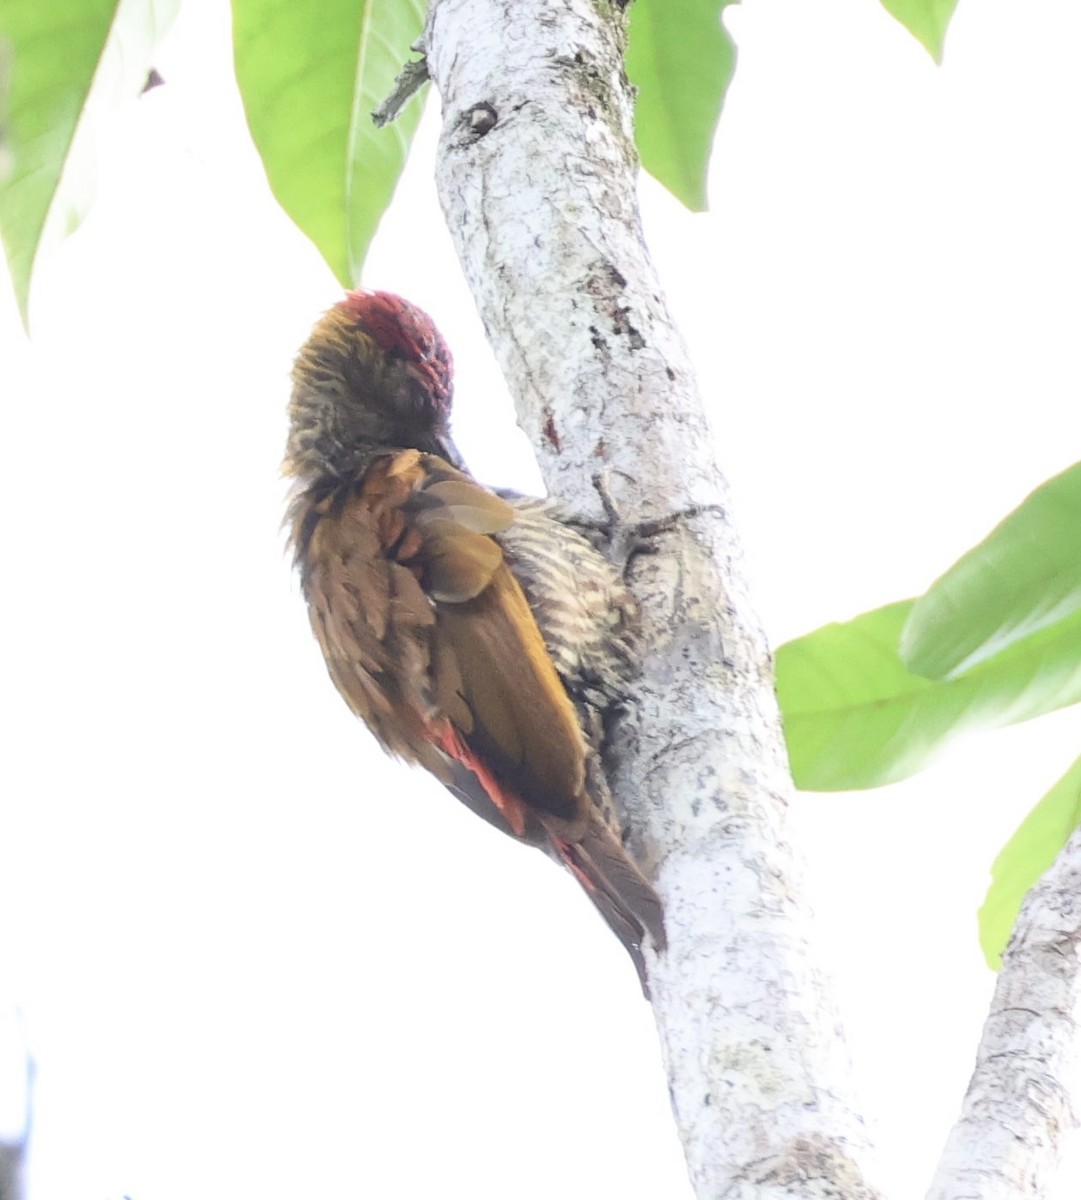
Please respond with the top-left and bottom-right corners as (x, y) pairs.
(547, 814), (666, 994)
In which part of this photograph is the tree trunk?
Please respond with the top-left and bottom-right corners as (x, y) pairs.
(927, 828), (1081, 1199)
(425, 1), (882, 1195)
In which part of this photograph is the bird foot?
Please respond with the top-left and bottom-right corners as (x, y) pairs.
(589, 472), (663, 575)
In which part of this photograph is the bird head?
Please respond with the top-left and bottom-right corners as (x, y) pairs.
(286, 290), (459, 482)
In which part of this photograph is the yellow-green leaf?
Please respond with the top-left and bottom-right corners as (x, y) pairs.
(902, 463), (1081, 681)
(778, 600), (1081, 791)
(877, 0), (959, 63)
(232, 0), (426, 287)
(0, 0), (177, 323)
(979, 755), (1081, 968)
(626, 0), (736, 211)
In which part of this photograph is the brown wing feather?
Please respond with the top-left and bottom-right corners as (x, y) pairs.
(433, 569), (586, 827)
(404, 457), (590, 830)
(300, 493), (449, 774)
(291, 450), (590, 831)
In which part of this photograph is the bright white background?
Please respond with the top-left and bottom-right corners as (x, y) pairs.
(1, 0), (1079, 1196)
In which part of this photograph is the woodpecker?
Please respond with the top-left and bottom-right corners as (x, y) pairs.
(285, 290), (665, 985)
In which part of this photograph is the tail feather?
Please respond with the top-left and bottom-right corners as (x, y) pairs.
(548, 815), (665, 994)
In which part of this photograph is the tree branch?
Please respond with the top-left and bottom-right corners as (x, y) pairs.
(927, 828), (1081, 1199)
(371, 45), (429, 128)
(426, 1), (882, 1194)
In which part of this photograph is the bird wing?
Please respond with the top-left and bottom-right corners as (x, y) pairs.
(296, 450), (590, 839)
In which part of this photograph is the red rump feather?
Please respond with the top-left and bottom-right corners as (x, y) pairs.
(436, 721), (529, 838)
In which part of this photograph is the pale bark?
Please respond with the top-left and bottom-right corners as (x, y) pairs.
(425, 1), (882, 1195)
(927, 829), (1081, 1200)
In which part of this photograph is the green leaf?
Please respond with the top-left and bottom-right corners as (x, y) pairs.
(232, 0), (426, 287)
(877, 0), (959, 63)
(777, 600), (1081, 790)
(979, 754), (1081, 969)
(626, 0), (736, 211)
(902, 463), (1081, 680)
(0, 0), (176, 324)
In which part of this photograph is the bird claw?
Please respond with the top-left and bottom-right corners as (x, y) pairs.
(591, 472), (657, 574)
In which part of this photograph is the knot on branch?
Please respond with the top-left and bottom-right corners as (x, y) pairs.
(459, 102), (499, 141)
